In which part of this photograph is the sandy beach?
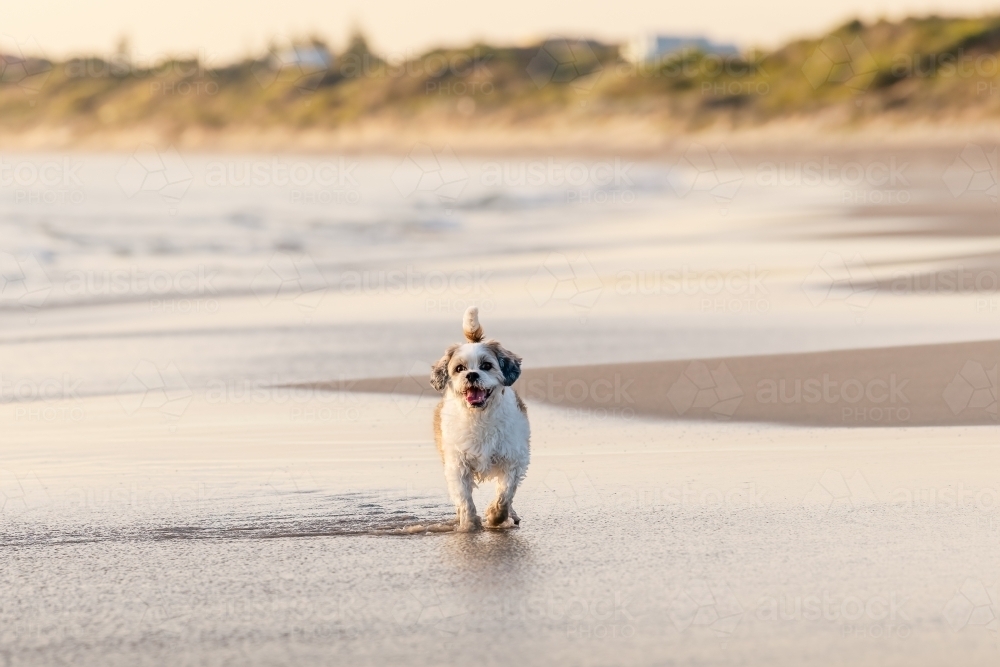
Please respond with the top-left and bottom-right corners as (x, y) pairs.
(4, 393), (1000, 666)
(8, 5), (1000, 664)
(2, 145), (999, 665)
(8, 117), (1000, 155)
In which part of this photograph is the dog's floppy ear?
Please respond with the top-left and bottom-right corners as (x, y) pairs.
(486, 341), (522, 386)
(430, 344), (459, 392)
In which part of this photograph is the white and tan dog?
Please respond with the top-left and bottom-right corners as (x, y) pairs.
(431, 307), (530, 531)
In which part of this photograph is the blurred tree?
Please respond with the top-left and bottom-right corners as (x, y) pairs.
(339, 27), (382, 78)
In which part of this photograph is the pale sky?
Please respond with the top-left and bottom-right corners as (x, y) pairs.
(6, 0), (1000, 61)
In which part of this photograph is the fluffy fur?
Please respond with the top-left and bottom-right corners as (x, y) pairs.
(431, 307), (530, 531)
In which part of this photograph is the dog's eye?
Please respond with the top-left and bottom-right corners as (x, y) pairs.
(480, 362), (493, 371)
(455, 365), (466, 373)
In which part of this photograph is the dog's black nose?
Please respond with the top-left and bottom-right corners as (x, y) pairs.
(465, 371), (479, 381)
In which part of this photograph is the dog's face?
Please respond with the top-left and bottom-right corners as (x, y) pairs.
(430, 341), (521, 409)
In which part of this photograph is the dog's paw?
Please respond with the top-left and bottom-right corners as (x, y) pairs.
(485, 502), (510, 528)
(455, 514), (482, 532)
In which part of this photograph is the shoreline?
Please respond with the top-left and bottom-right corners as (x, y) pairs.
(323, 338), (1000, 428)
(6, 116), (1000, 154)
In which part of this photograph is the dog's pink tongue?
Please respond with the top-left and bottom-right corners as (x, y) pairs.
(466, 388), (486, 403)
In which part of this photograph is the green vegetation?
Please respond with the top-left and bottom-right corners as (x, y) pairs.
(4, 15), (1000, 136)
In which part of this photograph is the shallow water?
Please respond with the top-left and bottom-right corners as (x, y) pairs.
(2, 152), (998, 397)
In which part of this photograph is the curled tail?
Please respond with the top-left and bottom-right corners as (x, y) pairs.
(463, 306), (484, 342)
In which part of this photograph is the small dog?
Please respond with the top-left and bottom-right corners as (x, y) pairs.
(430, 307), (530, 531)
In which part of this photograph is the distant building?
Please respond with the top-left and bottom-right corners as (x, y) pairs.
(622, 35), (739, 63)
(269, 43), (332, 71)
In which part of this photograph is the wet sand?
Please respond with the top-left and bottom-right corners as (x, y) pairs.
(338, 338), (1000, 427)
(4, 393), (1000, 666)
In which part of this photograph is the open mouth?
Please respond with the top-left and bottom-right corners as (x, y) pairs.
(464, 386), (491, 408)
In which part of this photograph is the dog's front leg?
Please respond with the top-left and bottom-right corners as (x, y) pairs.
(485, 466), (523, 527)
(445, 459), (480, 531)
